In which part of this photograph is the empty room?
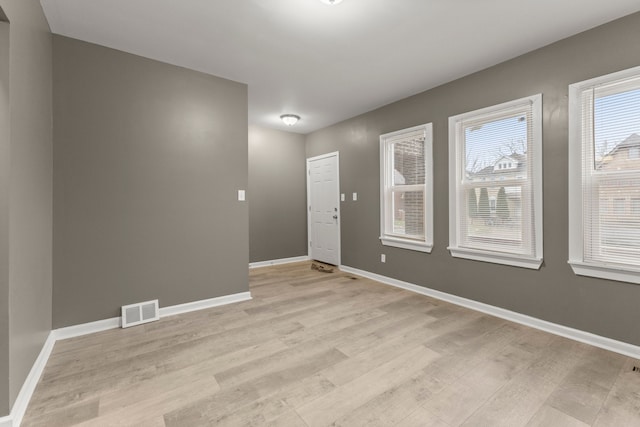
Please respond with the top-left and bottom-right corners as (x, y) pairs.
(2, 0), (640, 426)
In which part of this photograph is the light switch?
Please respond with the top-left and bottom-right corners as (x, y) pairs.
(341, 193), (345, 202)
(238, 190), (246, 201)
(352, 192), (358, 201)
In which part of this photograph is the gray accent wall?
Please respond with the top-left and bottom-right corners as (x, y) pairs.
(0, 0), (53, 415)
(306, 12), (640, 346)
(52, 36), (249, 328)
(249, 125), (307, 263)
(0, 17), (9, 418)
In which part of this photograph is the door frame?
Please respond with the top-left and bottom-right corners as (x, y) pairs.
(306, 151), (341, 266)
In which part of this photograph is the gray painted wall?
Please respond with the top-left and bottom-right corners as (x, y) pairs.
(306, 12), (640, 346)
(0, 17), (9, 418)
(52, 36), (249, 328)
(0, 0), (52, 414)
(249, 125), (307, 263)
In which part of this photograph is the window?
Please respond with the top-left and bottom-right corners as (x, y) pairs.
(613, 198), (626, 215)
(380, 123), (433, 252)
(569, 65), (640, 284)
(632, 198), (640, 216)
(448, 94), (543, 269)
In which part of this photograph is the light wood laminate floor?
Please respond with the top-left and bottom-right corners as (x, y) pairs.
(22, 262), (640, 426)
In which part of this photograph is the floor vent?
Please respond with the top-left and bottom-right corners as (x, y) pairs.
(121, 299), (160, 328)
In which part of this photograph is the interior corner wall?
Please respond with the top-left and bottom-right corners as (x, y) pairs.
(248, 125), (307, 263)
(305, 11), (640, 346)
(0, 16), (10, 419)
(0, 0), (53, 415)
(52, 35), (249, 328)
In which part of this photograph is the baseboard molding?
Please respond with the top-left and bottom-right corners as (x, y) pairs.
(4, 290), (252, 426)
(1, 331), (57, 427)
(249, 256), (310, 269)
(159, 292), (251, 317)
(54, 316), (121, 341)
(340, 265), (640, 359)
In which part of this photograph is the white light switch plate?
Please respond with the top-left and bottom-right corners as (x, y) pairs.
(341, 193), (345, 202)
(352, 192), (358, 201)
(238, 190), (246, 201)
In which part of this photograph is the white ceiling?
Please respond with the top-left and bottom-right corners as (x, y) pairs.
(40, 0), (640, 134)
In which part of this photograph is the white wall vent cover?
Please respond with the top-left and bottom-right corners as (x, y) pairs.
(121, 299), (160, 328)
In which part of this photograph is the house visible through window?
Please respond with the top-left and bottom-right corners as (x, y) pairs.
(569, 65), (640, 284)
(380, 123), (433, 252)
(448, 94), (543, 268)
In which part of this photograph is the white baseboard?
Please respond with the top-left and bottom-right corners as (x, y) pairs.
(1, 331), (57, 427)
(54, 316), (121, 341)
(340, 265), (640, 359)
(3, 290), (252, 426)
(159, 292), (251, 317)
(53, 291), (252, 340)
(249, 256), (310, 269)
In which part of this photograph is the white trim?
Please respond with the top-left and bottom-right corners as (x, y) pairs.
(54, 291), (253, 339)
(2, 332), (56, 427)
(306, 151), (339, 163)
(448, 247), (542, 269)
(448, 94), (543, 269)
(2, 290), (252, 425)
(159, 292), (251, 317)
(307, 151), (341, 266)
(339, 265), (640, 359)
(249, 256), (310, 269)
(379, 123), (434, 253)
(569, 261), (640, 285)
(380, 236), (432, 253)
(54, 316), (121, 340)
(568, 65), (640, 285)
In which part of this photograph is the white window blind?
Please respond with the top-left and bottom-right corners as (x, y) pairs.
(569, 66), (640, 283)
(448, 95), (543, 269)
(380, 123), (433, 253)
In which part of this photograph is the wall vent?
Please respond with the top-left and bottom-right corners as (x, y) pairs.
(121, 299), (159, 328)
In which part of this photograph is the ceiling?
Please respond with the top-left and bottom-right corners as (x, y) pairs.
(40, 0), (640, 134)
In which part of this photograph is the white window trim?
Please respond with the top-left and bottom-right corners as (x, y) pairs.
(448, 94), (543, 269)
(568, 65), (640, 285)
(379, 123), (433, 253)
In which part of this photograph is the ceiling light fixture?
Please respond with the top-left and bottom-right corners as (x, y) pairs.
(320, 0), (343, 5)
(280, 114), (301, 126)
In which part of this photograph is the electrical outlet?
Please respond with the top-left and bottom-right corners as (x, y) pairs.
(381, 254), (386, 263)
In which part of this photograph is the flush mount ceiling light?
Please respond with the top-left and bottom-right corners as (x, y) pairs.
(320, 0), (343, 5)
(280, 114), (301, 126)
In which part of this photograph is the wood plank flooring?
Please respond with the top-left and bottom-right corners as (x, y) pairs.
(21, 262), (640, 426)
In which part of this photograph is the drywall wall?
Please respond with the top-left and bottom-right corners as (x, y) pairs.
(0, 16), (9, 418)
(306, 12), (640, 346)
(52, 36), (249, 328)
(249, 126), (307, 262)
(0, 0), (53, 413)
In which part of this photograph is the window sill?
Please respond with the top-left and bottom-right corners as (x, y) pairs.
(448, 246), (542, 269)
(380, 236), (432, 253)
(568, 260), (640, 285)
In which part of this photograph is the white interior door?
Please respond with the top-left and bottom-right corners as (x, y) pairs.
(307, 152), (340, 266)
